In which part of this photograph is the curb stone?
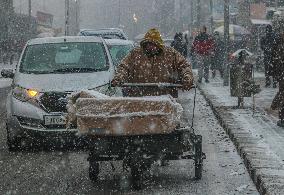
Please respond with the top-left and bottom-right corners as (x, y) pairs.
(198, 85), (284, 195)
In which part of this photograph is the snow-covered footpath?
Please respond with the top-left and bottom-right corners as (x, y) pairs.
(199, 75), (284, 195)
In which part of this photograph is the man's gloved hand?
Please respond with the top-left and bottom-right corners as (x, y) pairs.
(183, 84), (192, 91)
(182, 79), (194, 91)
(111, 79), (122, 87)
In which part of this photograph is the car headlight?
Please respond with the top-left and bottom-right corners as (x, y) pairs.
(12, 86), (39, 102)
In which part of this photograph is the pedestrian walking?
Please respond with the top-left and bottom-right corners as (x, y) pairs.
(211, 32), (225, 78)
(192, 26), (215, 83)
(261, 25), (277, 88)
(171, 32), (188, 58)
(271, 21), (284, 127)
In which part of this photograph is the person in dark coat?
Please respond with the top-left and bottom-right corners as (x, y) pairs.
(211, 32), (225, 78)
(171, 32), (188, 58)
(271, 25), (284, 127)
(261, 25), (277, 88)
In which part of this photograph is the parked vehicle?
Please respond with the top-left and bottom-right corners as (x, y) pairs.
(163, 38), (174, 47)
(1, 36), (115, 151)
(105, 39), (134, 66)
(78, 28), (128, 40)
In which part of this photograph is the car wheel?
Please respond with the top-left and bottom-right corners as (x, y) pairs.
(131, 165), (144, 190)
(89, 161), (100, 182)
(6, 126), (23, 152)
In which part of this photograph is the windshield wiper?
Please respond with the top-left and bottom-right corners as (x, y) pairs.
(50, 67), (105, 73)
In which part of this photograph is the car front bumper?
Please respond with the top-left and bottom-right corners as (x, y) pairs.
(6, 95), (80, 142)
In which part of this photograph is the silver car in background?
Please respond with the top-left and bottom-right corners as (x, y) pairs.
(2, 36), (115, 151)
(105, 39), (134, 67)
(78, 28), (128, 40)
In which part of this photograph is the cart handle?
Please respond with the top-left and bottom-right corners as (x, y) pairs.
(121, 83), (196, 89)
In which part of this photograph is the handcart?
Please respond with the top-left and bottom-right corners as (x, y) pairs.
(74, 83), (206, 189)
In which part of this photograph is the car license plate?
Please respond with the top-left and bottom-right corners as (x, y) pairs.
(44, 115), (66, 126)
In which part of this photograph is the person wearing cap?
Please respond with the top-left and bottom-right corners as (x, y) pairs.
(111, 28), (194, 97)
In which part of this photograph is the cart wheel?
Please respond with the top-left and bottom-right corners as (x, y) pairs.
(89, 161), (99, 182)
(131, 166), (143, 190)
(195, 161), (203, 180)
(194, 135), (203, 180)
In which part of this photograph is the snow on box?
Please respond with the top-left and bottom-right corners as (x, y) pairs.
(67, 90), (183, 136)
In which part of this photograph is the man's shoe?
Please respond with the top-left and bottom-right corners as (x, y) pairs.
(198, 79), (202, 83)
(277, 120), (284, 127)
(205, 79), (210, 83)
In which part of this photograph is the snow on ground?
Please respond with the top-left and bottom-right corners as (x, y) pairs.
(0, 87), (259, 194)
(198, 72), (284, 194)
(199, 73), (284, 159)
(197, 72), (277, 110)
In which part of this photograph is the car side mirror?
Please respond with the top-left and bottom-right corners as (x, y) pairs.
(1, 69), (14, 79)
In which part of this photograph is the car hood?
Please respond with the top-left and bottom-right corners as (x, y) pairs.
(14, 71), (113, 92)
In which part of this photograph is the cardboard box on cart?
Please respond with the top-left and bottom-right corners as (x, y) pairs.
(74, 95), (183, 136)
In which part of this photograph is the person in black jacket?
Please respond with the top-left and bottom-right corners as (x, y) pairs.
(261, 25), (278, 88)
(171, 32), (188, 58)
(211, 32), (225, 78)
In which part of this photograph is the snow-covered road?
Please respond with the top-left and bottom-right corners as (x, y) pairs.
(0, 88), (258, 194)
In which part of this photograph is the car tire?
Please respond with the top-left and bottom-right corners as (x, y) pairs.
(6, 126), (22, 152)
(89, 161), (99, 182)
(131, 165), (143, 190)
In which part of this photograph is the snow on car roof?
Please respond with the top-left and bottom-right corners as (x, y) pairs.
(104, 39), (134, 46)
(251, 19), (272, 25)
(27, 36), (104, 45)
(81, 29), (123, 34)
(97, 28), (124, 32)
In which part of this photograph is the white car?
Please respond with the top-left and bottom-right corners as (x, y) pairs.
(2, 36), (115, 150)
(78, 28), (128, 40)
(105, 39), (134, 67)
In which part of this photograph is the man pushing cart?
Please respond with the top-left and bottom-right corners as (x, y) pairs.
(68, 29), (205, 190)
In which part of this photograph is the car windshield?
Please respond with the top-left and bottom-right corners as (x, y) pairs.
(20, 42), (109, 74)
(108, 44), (133, 66)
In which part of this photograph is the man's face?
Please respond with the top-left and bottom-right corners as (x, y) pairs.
(144, 42), (160, 54)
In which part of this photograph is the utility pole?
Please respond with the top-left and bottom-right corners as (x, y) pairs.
(223, 0), (230, 86)
(276, 0), (279, 9)
(180, 0), (183, 31)
(196, 0), (201, 28)
(75, 0), (80, 34)
(190, 0), (194, 34)
(28, 0), (32, 37)
(118, 0), (121, 27)
(28, 0), (31, 18)
(210, 0), (214, 33)
(65, 0), (70, 36)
